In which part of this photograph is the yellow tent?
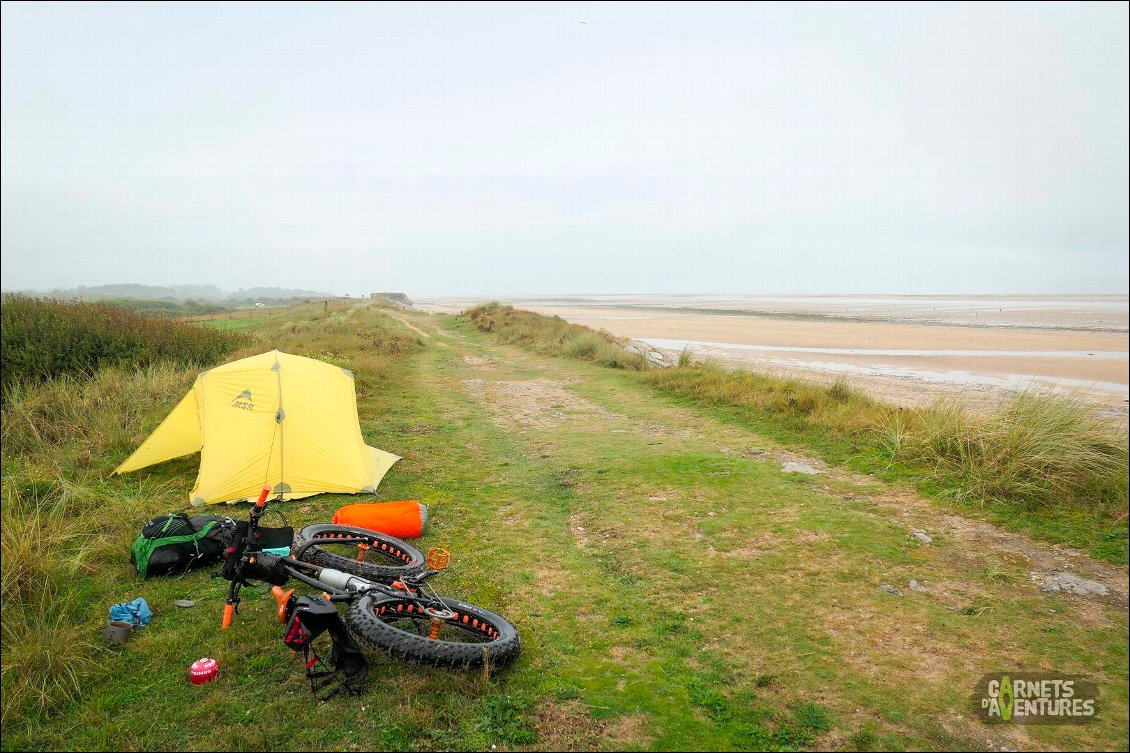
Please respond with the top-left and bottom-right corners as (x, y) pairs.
(116, 350), (399, 505)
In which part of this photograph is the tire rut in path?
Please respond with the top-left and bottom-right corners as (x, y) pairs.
(454, 347), (1128, 610)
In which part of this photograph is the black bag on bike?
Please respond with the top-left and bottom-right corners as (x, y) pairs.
(282, 595), (368, 699)
(130, 514), (237, 578)
(220, 521), (294, 582)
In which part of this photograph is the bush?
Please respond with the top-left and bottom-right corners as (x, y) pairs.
(1, 295), (246, 391)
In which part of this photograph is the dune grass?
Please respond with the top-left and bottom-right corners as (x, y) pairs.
(0, 295), (247, 391)
(464, 303), (649, 371)
(646, 363), (1128, 561)
(645, 362), (1128, 514)
(644, 365), (887, 442)
(1, 364), (198, 730)
(880, 393), (1128, 513)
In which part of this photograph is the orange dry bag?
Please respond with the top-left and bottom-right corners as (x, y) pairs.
(332, 501), (428, 539)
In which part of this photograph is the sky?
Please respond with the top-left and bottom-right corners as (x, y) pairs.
(2, 2), (1127, 297)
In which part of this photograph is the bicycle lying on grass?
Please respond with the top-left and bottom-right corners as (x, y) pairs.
(219, 486), (520, 671)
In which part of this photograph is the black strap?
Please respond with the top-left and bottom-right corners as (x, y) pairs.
(283, 596), (368, 700)
(301, 645), (365, 700)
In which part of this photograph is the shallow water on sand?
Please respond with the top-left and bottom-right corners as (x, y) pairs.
(638, 338), (1128, 360)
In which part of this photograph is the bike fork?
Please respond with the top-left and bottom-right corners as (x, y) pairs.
(222, 581), (241, 629)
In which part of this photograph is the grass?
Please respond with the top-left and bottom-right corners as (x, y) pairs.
(1, 295), (247, 391)
(644, 362), (1128, 562)
(883, 394), (1128, 511)
(1, 364), (198, 730)
(2, 301), (1127, 751)
(95, 298), (233, 317)
(201, 316), (259, 331)
(465, 302), (649, 371)
(461, 308), (1128, 564)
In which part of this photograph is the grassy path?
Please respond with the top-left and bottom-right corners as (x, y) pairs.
(415, 310), (1128, 751)
(5, 304), (1126, 751)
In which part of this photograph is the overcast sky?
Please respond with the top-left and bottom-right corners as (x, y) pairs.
(2, 2), (1127, 296)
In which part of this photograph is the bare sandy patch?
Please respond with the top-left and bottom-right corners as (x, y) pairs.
(460, 378), (623, 430)
(816, 479), (1129, 611)
(819, 600), (971, 684)
(723, 531), (784, 558)
(793, 529), (833, 545)
(534, 563), (575, 597)
(461, 353), (495, 368)
(603, 714), (651, 748)
(532, 701), (652, 751)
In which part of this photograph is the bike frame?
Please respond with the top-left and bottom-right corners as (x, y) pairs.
(221, 485), (446, 629)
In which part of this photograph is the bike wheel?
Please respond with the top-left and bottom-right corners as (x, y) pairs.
(293, 524), (426, 582)
(346, 593), (520, 670)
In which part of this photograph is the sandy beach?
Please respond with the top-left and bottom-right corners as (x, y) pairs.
(418, 295), (1130, 416)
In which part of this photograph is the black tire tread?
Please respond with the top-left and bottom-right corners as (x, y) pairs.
(293, 524), (426, 582)
(345, 595), (521, 670)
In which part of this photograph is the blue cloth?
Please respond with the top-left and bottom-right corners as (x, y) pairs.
(110, 597), (152, 627)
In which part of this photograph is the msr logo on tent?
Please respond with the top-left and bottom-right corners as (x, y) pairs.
(231, 389), (254, 411)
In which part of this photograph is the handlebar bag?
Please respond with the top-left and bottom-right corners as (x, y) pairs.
(246, 551), (290, 586)
(220, 521), (295, 581)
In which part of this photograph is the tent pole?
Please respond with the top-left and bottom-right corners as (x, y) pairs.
(274, 352), (285, 495)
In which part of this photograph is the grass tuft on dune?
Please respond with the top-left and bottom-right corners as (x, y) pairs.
(465, 302), (649, 371)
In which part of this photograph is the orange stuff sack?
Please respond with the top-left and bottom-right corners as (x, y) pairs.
(332, 501), (428, 539)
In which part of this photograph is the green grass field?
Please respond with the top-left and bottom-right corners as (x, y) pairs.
(201, 316), (259, 331)
(2, 302), (1127, 751)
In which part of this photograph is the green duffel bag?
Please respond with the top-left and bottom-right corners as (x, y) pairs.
(130, 513), (237, 578)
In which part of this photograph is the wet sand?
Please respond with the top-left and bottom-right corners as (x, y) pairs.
(417, 295), (1129, 416)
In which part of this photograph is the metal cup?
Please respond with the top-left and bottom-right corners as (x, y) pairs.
(105, 619), (132, 646)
